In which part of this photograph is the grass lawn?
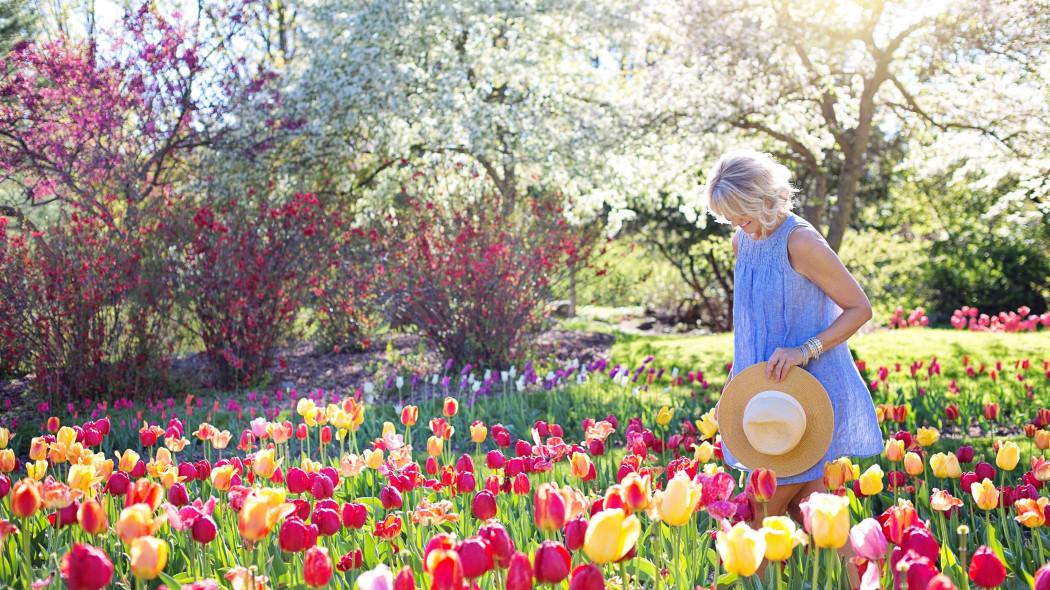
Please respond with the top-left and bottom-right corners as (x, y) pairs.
(609, 327), (1050, 381)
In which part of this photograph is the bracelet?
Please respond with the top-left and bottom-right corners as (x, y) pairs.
(797, 345), (810, 367)
(803, 337), (824, 363)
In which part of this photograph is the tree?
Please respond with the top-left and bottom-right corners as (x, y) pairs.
(0, 0), (36, 53)
(644, 0), (1050, 251)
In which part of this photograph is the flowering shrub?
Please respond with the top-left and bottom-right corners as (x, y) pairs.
(951, 306), (1050, 333)
(163, 191), (345, 388)
(0, 209), (172, 400)
(888, 306), (929, 329)
(374, 194), (581, 367)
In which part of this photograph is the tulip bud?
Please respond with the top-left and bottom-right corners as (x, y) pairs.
(506, 552), (534, 590)
(129, 536), (168, 579)
(191, 516), (218, 545)
(303, 546), (333, 588)
(472, 490), (497, 521)
(77, 500), (108, 535)
(750, 469), (777, 502)
(563, 515), (588, 551)
(456, 537), (493, 579)
(342, 502), (368, 529)
(513, 473), (530, 495)
(568, 564), (605, 590)
(533, 541), (571, 584)
(167, 482), (189, 507)
(312, 507), (341, 536)
(969, 545), (1006, 588)
(60, 543), (114, 590)
(279, 517), (312, 553)
(380, 485), (403, 510)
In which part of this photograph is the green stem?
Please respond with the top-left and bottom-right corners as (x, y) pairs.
(811, 547), (820, 590)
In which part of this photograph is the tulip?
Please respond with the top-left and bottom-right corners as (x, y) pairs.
(191, 516), (218, 545)
(929, 489), (963, 513)
(975, 461), (997, 482)
(456, 537), (492, 579)
(400, 405), (418, 427)
(211, 464), (236, 492)
(1036, 563), (1050, 590)
(304, 546), (333, 588)
(380, 485), (403, 510)
(534, 484), (568, 531)
(533, 541), (571, 584)
(823, 460), (847, 491)
(945, 453), (962, 478)
(342, 502), (368, 529)
(313, 507), (341, 536)
(971, 479), (999, 511)
(60, 543), (114, 590)
(968, 545), (1006, 588)
(1037, 430), (1050, 450)
(0, 449), (14, 473)
(800, 492), (850, 549)
(129, 536), (168, 579)
(115, 505), (164, 543)
(945, 404), (960, 421)
(849, 518), (888, 561)
(279, 517), (314, 553)
(513, 473), (530, 495)
(443, 396), (458, 418)
(717, 521), (766, 577)
(760, 516), (804, 562)
(584, 508), (640, 564)
(1014, 497), (1049, 527)
(569, 453), (593, 480)
(656, 406), (674, 426)
(470, 421), (488, 443)
(996, 441), (1019, 471)
(955, 445), (975, 464)
(253, 448), (282, 479)
(885, 439), (905, 462)
(472, 490), (497, 521)
(240, 489), (296, 541)
(568, 564), (604, 590)
(620, 472), (651, 511)
(563, 515), (588, 551)
(858, 464), (884, 496)
(11, 478), (43, 518)
(506, 552), (534, 590)
(902, 452), (923, 476)
(655, 472), (702, 526)
(915, 427), (939, 447)
(750, 469), (777, 502)
(77, 499), (108, 535)
(983, 402), (999, 420)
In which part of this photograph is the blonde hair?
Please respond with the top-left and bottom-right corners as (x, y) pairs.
(704, 150), (796, 233)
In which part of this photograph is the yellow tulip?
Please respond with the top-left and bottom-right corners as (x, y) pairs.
(696, 409), (718, 439)
(656, 407), (674, 427)
(971, 478), (999, 511)
(129, 536), (168, 579)
(929, 453), (950, 479)
(296, 398), (316, 418)
(470, 422), (488, 444)
(1036, 430), (1050, 451)
(859, 464), (884, 496)
(885, 439), (904, 462)
(584, 508), (641, 564)
(301, 457), (322, 474)
(239, 489), (296, 541)
(903, 452), (923, 476)
(760, 516), (806, 562)
(915, 427), (939, 447)
(252, 448), (282, 479)
(57, 427), (76, 450)
(996, 441), (1020, 471)
(944, 453), (962, 479)
(427, 436), (443, 457)
(364, 449), (384, 470)
(27, 459), (48, 480)
(803, 493), (850, 549)
(67, 464), (101, 492)
(694, 441), (715, 463)
(717, 522), (766, 576)
(654, 472), (701, 526)
(0, 427), (10, 449)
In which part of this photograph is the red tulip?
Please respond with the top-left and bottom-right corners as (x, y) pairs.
(286, 468), (309, 494)
(506, 552), (534, 590)
(479, 523), (515, 569)
(77, 500), (108, 536)
(60, 543), (113, 590)
(303, 546), (333, 588)
(486, 450), (506, 470)
(900, 525), (938, 562)
(534, 484), (567, 531)
(191, 516), (217, 545)
(342, 502), (367, 529)
(320, 426), (332, 444)
(513, 473), (531, 495)
(297, 424), (308, 440)
(336, 550), (364, 572)
(456, 454), (475, 473)
(892, 550), (938, 590)
(472, 490), (497, 521)
(380, 485), (403, 510)
(167, 482), (189, 507)
(456, 536), (493, 579)
(925, 574), (957, 590)
(312, 507), (341, 536)
(588, 439), (605, 456)
(0, 474), (9, 499)
(957, 445), (975, 464)
(279, 517), (313, 553)
(426, 547), (464, 590)
(945, 404), (960, 421)
(877, 503), (918, 545)
(426, 456), (438, 475)
(1035, 563), (1050, 590)
(969, 546), (1006, 588)
(394, 566), (415, 590)
(975, 462), (996, 483)
(457, 471), (476, 494)
(569, 564), (605, 590)
(105, 471), (130, 496)
(533, 540), (571, 584)
(983, 403), (1000, 421)
(563, 515), (588, 551)
(424, 533), (457, 566)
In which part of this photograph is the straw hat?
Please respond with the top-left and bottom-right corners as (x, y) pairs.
(718, 362), (834, 477)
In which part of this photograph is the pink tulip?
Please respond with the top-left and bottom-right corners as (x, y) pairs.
(849, 518), (888, 561)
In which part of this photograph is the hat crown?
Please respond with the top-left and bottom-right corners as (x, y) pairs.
(742, 391), (806, 456)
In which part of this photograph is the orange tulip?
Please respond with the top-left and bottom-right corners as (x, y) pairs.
(569, 453), (593, 480)
(470, 421), (487, 444)
(116, 504), (165, 543)
(1015, 497), (1049, 528)
(126, 479), (164, 510)
(11, 478), (43, 518)
(401, 405), (419, 427)
(442, 397), (458, 418)
(239, 489), (296, 541)
(971, 479), (999, 511)
(621, 472), (652, 512)
(885, 439), (905, 462)
(427, 436), (444, 457)
(78, 499), (109, 535)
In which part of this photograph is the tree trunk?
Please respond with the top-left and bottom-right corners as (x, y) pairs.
(801, 172), (828, 231)
(825, 158), (865, 252)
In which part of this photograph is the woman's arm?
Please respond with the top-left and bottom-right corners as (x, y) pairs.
(765, 225), (872, 382)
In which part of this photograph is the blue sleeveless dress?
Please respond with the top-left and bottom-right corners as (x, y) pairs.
(722, 214), (884, 484)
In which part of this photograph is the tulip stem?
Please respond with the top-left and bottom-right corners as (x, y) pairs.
(810, 547), (819, 590)
(1037, 528), (1046, 561)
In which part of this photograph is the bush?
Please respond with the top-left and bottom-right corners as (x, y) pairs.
(164, 191), (344, 388)
(0, 210), (172, 400)
(374, 194), (579, 367)
(839, 229), (931, 322)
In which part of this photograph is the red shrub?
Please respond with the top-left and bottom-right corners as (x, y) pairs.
(374, 194), (580, 367)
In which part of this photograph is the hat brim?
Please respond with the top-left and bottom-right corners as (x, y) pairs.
(718, 362), (834, 478)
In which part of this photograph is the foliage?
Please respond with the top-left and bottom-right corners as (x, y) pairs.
(0, 207), (173, 401)
(839, 228), (931, 322)
(373, 190), (581, 368)
(162, 191), (346, 389)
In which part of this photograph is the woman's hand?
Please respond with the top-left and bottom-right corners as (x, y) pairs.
(766, 347), (805, 383)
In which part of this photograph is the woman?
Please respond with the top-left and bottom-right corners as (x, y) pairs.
(705, 149), (883, 529)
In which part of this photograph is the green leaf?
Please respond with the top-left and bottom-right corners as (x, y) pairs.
(632, 558), (659, 581)
(158, 572), (182, 589)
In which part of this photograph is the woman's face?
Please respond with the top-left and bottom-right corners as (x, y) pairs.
(726, 213), (765, 240)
